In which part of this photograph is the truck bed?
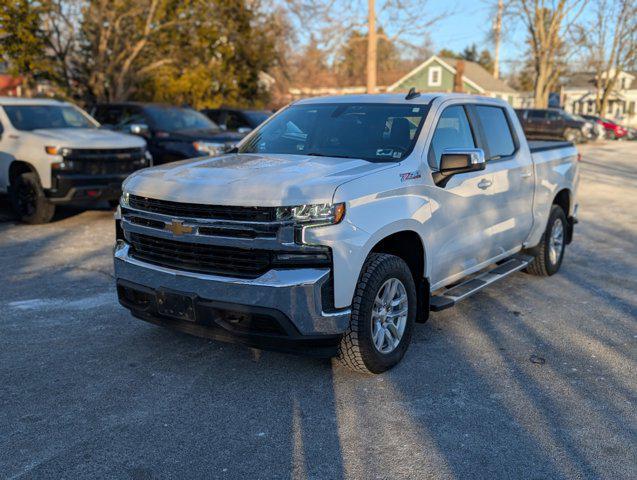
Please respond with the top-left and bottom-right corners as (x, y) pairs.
(528, 140), (574, 153)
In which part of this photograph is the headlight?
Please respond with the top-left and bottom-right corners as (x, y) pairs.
(193, 141), (227, 156)
(121, 192), (130, 207)
(276, 203), (346, 226)
(45, 146), (71, 156)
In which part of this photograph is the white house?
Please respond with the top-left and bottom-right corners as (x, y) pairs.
(561, 70), (637, 127)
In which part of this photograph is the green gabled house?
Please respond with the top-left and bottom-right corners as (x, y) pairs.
(387, 55), (525, 107)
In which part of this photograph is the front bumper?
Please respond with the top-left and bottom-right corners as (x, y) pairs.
(46, 173), (130, 203)
(114, 243), (351, 352)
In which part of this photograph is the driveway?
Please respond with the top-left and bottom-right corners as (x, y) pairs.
(1, 141), (635, 479)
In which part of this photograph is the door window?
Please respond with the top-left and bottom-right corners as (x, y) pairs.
(428, 105), (475, 168)
(475, 106), (515, 160)
(226, 112), (250, 130)
(528, 110), (546, 120)
(93, 106), (123, 126)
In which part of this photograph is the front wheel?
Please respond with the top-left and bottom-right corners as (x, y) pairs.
(564, 128), (582, 143)
(10, 172), (55, 224)
(337, 253), (417, 374)
(525, 205), (567, 276)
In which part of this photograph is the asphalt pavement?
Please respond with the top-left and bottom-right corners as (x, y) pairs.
(1, 141), (636, 479)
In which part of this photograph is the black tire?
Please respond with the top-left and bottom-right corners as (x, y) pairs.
(337, 253), (417, 374)
(525, 205), (567, 276)
(9, 172), (55, 224)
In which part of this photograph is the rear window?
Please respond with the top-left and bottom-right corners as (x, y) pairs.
(475, 106), (515, 160)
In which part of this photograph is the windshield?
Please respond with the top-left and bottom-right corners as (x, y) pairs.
(3, 105), (96, 131)
(238, 103), (429, 161)
(145, 106), (219, 132)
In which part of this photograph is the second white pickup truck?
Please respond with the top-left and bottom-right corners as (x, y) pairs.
(114, 93), (579, 373)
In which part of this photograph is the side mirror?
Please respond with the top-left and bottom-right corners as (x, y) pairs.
(129, 123), (150, 137)
(434, 148), (486, 186)
(440, 148), (485, 176)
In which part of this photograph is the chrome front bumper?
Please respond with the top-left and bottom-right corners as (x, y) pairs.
(113, 243), (351, 336)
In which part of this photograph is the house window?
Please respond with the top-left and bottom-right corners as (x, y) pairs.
(629, 101), (635, 115)
(428, 66), (442, 87)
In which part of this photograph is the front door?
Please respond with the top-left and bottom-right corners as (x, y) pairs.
(425, 104), (500, 287)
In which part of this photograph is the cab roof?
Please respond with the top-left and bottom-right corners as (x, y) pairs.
(292, 93), (500, 106)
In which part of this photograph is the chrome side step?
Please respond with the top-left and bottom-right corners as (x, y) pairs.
(429, 254), (534, 312)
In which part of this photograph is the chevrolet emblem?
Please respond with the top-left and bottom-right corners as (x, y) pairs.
(165, 219), (193, 236)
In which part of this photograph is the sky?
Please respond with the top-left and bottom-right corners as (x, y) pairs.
(397, 0), (596, 75)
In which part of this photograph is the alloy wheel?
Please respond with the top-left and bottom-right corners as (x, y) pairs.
(548, 218), (565, 266)
(371, 278), (408, 354)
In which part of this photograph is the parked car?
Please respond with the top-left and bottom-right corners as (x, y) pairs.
(515, 108), (590, 143)
(0, 97), (149, 224)
(580, 114), (628, 140)
(91, 103), (243, 165)
(114, 93), (579, 373)
(200, 108), (271, 133)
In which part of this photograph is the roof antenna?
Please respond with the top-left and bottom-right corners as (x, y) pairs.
(405, 87), (420, 100)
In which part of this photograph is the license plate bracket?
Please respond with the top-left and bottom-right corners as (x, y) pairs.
(156, 289), (197, 322)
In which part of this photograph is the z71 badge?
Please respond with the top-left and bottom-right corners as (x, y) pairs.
(399, 170), (421, 182)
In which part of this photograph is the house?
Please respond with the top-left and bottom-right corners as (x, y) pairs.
(561, 70), (637, 127)
(387, 55), (527, 107)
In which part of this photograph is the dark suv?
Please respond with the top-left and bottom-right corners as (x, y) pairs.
(200, 108), (271, 133)
(515, 108), (590, 143)
(91, 103), (244, 165)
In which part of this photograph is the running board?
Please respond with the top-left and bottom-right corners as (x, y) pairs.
(429, 254), (534, 312)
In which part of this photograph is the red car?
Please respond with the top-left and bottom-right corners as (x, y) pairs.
(582, 115), (628, 139)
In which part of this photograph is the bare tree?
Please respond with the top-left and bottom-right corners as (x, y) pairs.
(516, 0), (587, 107)
(578, 0), (637, 115)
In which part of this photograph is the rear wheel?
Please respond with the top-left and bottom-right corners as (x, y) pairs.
(10, 172), (55, 224)
(337, 253), (416, 374)
(526, 205), (567, 276)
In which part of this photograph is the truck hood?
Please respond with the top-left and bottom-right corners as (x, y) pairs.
(26, 128), (146, 149)
(123, 153), (395, 206)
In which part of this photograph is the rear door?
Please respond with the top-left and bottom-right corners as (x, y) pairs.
(471, 104), (534, 254)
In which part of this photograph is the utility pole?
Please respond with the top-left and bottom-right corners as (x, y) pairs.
(493, 0), (503, 79)
(367, 0), (377, 93)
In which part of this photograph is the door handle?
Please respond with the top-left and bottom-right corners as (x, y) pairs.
(477, 179), (492, 190)
(520, 171), (532, 178)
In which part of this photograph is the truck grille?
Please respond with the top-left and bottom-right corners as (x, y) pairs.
(64, 148), (146, 175)
(128, 233), (272, 278)
(128, 195), (277, 222)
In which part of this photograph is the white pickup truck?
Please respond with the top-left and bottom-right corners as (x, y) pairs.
(0, 98), (149, 223)
(114, 93), (579, 373)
